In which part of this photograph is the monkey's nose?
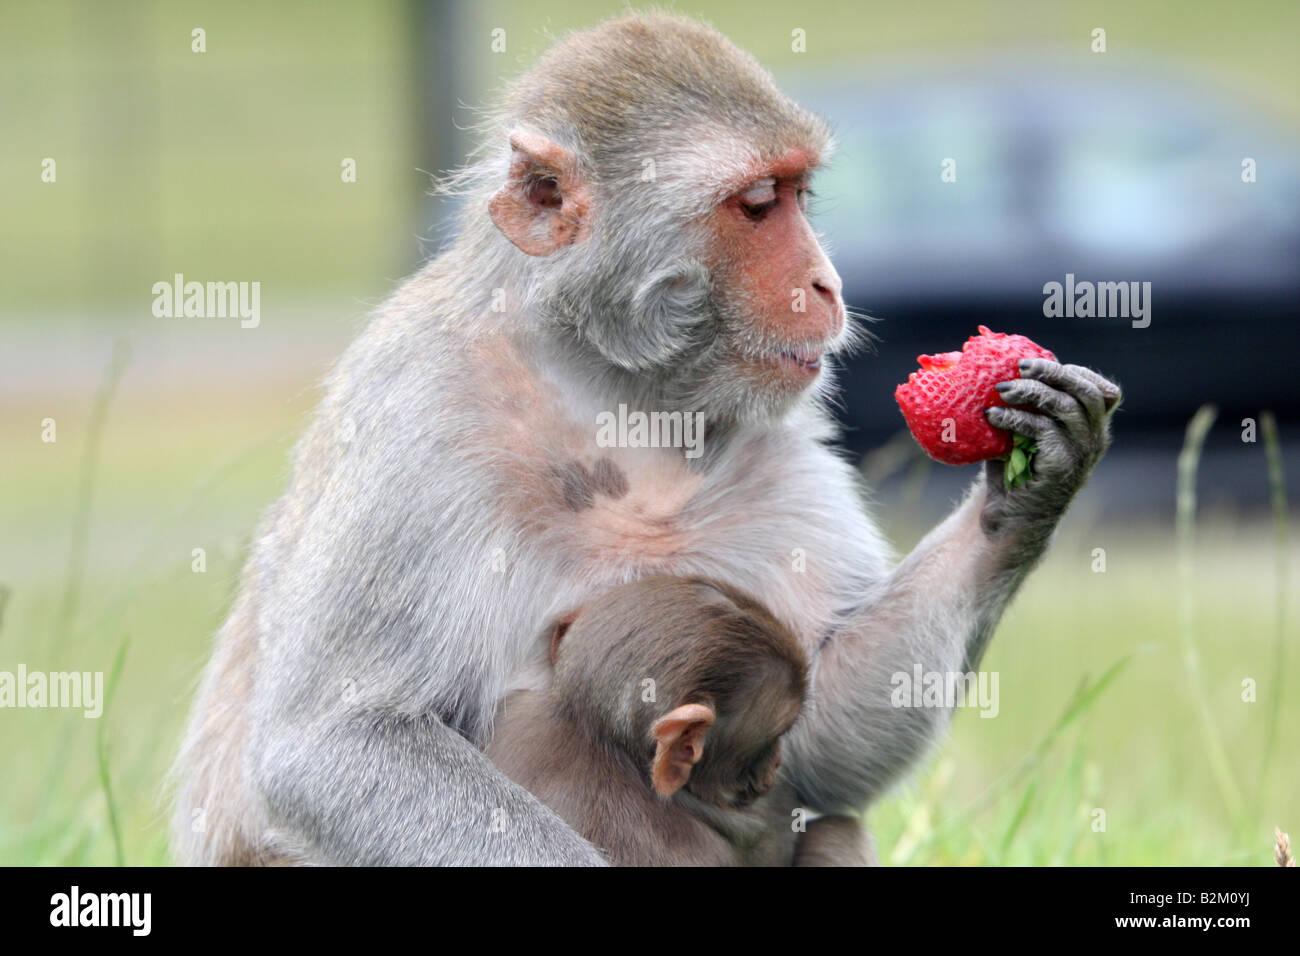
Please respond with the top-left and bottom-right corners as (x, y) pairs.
(810, 278), (845, 337)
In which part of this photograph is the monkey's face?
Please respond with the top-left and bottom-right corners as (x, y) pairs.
(687, 699), (801, 808)
(684, 669), (803, 808)
(695, 151), (849, 411)
(490, 135), (850, 423)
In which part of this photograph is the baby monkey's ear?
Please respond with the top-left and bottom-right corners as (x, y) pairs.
(650, 702), (715, 796)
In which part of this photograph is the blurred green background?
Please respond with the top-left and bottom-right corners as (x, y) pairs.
(1, 0), (1295, 866)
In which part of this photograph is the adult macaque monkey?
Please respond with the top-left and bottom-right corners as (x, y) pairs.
(174, 13), (1119, 866)
(488, 576), (873, 866)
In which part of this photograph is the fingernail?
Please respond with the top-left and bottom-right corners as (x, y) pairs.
(995, 382), (1011, 392)
(1018, 359), (1033, 371)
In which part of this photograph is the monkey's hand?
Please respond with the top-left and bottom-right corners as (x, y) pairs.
(980, 358), (1121, 544)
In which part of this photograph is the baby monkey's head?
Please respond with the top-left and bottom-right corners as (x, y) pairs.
(549, 576), (807, 807)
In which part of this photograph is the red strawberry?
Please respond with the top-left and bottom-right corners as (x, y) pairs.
(894, 325), (1057, 468)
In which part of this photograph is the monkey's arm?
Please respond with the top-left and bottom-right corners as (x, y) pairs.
(253, 710), (608, 866)
(785, 360), (1120, 813)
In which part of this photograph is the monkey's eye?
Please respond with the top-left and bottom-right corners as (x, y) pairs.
(738, 179), (778, 221)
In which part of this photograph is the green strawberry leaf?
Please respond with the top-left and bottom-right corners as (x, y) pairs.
(1003, 432), (1037, 489)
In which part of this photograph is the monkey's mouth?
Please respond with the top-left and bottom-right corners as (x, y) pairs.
(775, 347), (823, 373)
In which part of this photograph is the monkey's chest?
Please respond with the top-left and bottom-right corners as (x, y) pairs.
(523, 445), (870, 644)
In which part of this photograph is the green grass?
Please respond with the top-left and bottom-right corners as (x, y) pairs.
(0, 0), (419, 312)
(1, 352), (1294, 865)
(1, 352), (313, 865)
(872, 514), (1297, 866)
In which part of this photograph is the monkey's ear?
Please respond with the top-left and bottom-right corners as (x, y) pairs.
(488, 130), (591, 256)
(650, 702), (715, 797)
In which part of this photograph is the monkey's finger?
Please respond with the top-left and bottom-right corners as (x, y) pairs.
(1017, 359), (1106, 425)
(985, 405), (1052, 440)
(1066, 364), (1123, 410)
(995, 379), (1090, 444)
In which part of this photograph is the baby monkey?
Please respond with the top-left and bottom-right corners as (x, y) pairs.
(487, 576), (873, 866)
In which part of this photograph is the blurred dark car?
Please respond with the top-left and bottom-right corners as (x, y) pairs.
(784, 59), (1300, 454)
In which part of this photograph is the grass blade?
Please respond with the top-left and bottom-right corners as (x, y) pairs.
(1175, 405), (1245, 830)
(1257, 411), (1289, 799)
(52, 337), (131, 657)
(997, 779), (1037, 862)
(95, 636), (130, 866)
